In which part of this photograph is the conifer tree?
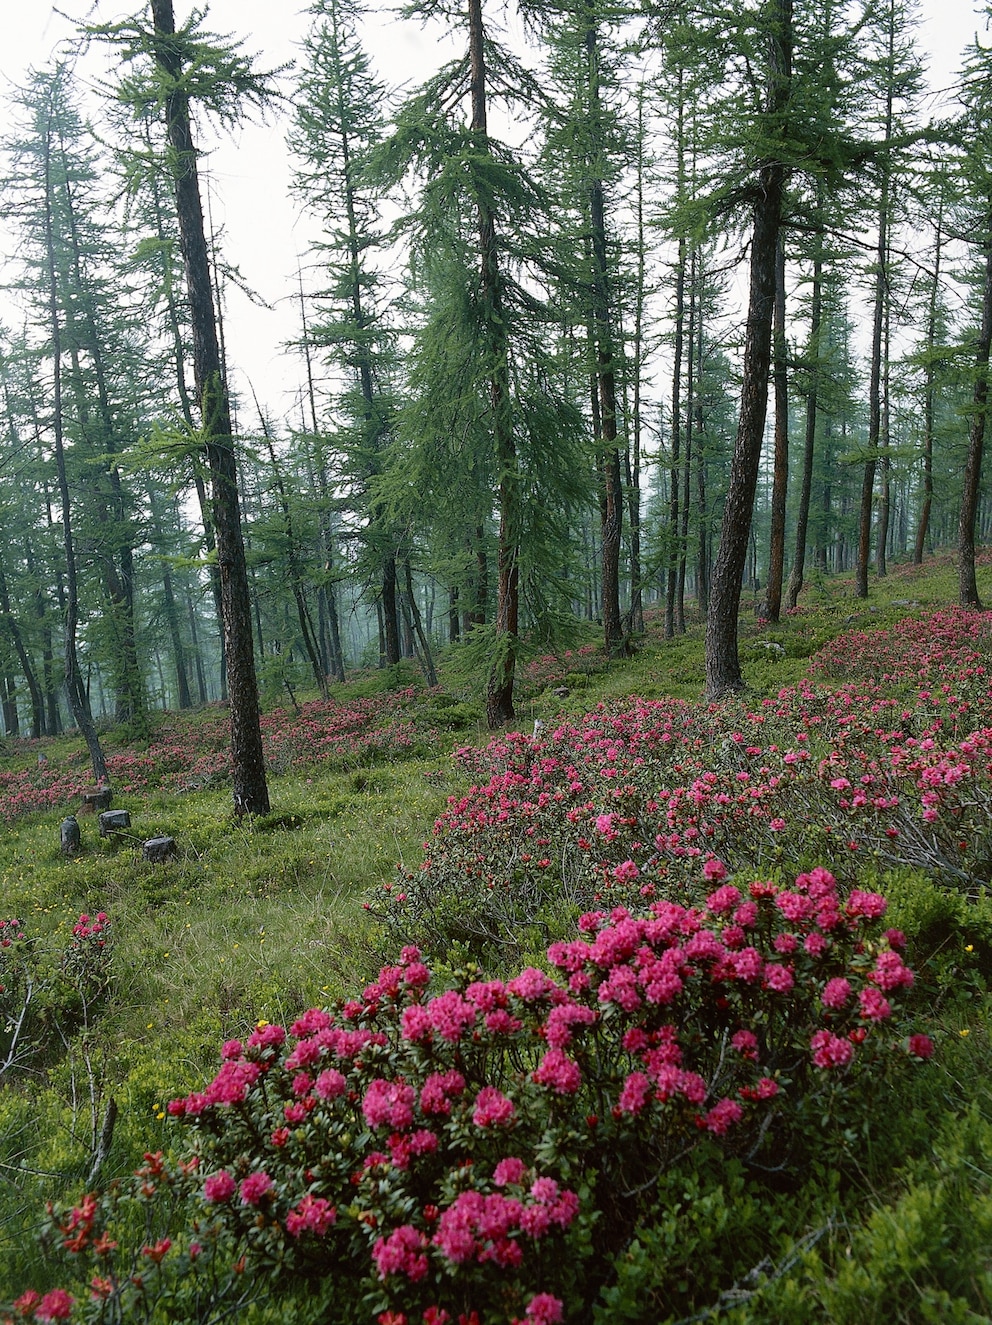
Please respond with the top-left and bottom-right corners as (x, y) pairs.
(93, 0), (279, 811)
(375, 0), (589, 725)
(954, 11), (992, 609)
(289, 0), (403, 667)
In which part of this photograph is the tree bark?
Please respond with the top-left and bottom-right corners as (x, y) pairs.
(705, 0), (791, 699)
(763, 237), (789, 622)
(466, 0), (518, 727)
(41, 101), (108, 783)
(959, 201), (992, 609)
(786, 208), (823, 609)
(151, 0), (269, 814)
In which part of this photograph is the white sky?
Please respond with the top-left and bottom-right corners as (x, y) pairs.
(0, 0), (987, 434)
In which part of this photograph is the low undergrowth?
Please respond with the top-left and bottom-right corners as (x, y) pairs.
(0, 576), (991, 1321)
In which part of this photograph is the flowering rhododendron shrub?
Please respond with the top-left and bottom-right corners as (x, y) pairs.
(0, 915), (112, 1082)
(373, 610), (992, 960)
(0, 691), (442, 819)
(12, 867), (934, 1324)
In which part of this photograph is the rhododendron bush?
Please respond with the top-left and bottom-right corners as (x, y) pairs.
(11, 865), (933, 1323)
(0, 690), (441, 820)
(376, 610), (992, 959)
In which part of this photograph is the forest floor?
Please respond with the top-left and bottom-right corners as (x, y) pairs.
(2, 551), (992, 1320)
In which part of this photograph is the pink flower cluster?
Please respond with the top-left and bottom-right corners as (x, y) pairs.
(431, 1175), (579, 1269)
(141, 866), (934, 1325)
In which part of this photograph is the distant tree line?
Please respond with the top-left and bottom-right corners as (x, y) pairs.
(0, 0), (990, 800)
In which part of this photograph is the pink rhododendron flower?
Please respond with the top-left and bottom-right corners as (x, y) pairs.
(731, 1029), (759, 1059)
(763, 963), (794, 993)
(205, 1059), (260, 1105)
(246, 1023), (286, 1053)
(314, 1068), (347, 1100)
(870, 951), (914, 990)
(239, 1172), (274, 1206)
(908, 1033), (935, 1059)
(363, 1079), (416, 1130)
(702, 858), (728, 882)
(613, 859), (640, 883)
(810, 1029), (854, 1069)
(290, 1008), (332, 1037)
(401, 1004), (433, 1042)
(419, 1070), (466, 1116)
(524, 1293), (564, 1324)
(203, 1170), (237, 1203)
(508, 967), (560, 1001)
(373, 1224), (429, 1282)
(532, 1048), (582, 1094)
(618, 1071), (653, 1115)
(473, 1085), (517, 1127)
(848, 890), (888, 919)
(529, 1177), (560, 1206)
(493, 1157), (529, 1187)
(285, 1194), (336, 1237)
(706, 883), (741, 914)
(35, 1290), (75, 1322)
(821, 977), (852, 1010)
(859, 987), (892, 1021)
(702, 1098), (743, 1135)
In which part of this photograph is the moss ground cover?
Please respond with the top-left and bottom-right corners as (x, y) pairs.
(1, 566), (992, 1321)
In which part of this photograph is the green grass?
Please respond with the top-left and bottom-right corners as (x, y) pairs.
(2, 555), (992, 1310)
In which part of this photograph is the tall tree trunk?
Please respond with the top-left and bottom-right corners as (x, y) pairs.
(56, 126), (145, 733)
(583, 13), (626, 657)
(151, 0), (268, 814)
(0, 557), (44, 739)
(41, 102), (107, 781)
(465, 0), (518, 727)
(856, 8), (895, 599)
(915, 201), (943, 564)
(666, 87), (687, 642)
(875, 298), (892, 576)
(626, 79), (647, 637)
(705, 0), (791, 699)
(786, 209), (824, 608)
(763, 237), (789, 621)
(402, 557), (438, 687)
(148, 485), (193, 710)
(253, 393), (328, 698)
(959, 199), (992, 609)
(695, 296), (710, 613)
(381, 557), (401, 666)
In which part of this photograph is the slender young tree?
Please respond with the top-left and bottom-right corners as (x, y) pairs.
(375, 0), (588, 725)
(289, 0), (403, 665)
(854, 0), (923, 598)
(955, 16), (992, 609)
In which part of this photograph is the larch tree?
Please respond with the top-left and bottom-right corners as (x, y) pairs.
(289, 0), (404, 669)
(704, 0), (795, 699)
(95, 0), (279, 812)
(1, 66), (115, 779)
(529, 0), (632, 657)
(854, 0), (923, 598)
(374, 0), (588, 726)
(955, 12), (992, 609)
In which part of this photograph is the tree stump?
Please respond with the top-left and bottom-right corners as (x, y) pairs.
(81, 788), (113, 814)
(60, 815), (81, 856)
(99, 810), (131, 837)
(142, 836), (177, 863)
